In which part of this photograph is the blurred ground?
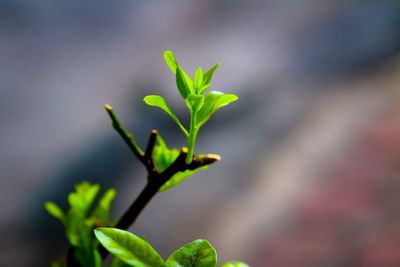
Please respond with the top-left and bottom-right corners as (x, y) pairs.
(1, 1), (400, 266)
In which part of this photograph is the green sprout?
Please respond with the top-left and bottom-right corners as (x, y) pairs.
(144, 50), (238, 164)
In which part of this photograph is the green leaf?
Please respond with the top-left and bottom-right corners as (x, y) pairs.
(196, 91), (238, 128)
(144, 95), (188, 136)
(94, 228), (164, 267)
(90, 188), (116, 226)
(164, 50), (177, 73)
(176, 66), (194, 99)
(197, 84), (211, 95)
(165, 239), (217, 267)
(220, 262), (250, 267)
(152, 136), (180, 173)
(160, 166), (208, 192)
(45, 201), (65, 223)
(111, 257), (133, 267)
(186, 94), (205, 113)
(202, 63), (221, 87)
(68, 182), (100, 216)
(152, 136), (208, 191)
(194, 67), (203, 92)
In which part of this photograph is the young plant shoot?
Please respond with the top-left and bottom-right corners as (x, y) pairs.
(144, 50), (238, 164)
(45, 51), (247, 267)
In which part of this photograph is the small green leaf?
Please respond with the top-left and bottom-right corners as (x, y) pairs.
(196, 91), (238, 128)
(90, 188), (116, 226)
(197, 84), (211, 95)
(144, 95), (188, 136)
(165, 239), (217, 267)
(164, 50), (177, 73)
(160, 166), (208, 192)
(220, 262), (250, 267)
(152, 135), (180, 173)
(152, 136), (208, 191)
(202, 63), (221, 86)
(94, 228), (164, 267)
(176, 66), (194, 99)
(45, 201), (65, 223)
(194, 67), (203, 92)
(68, 182), (100, 215)
(186, 94), (205, 113)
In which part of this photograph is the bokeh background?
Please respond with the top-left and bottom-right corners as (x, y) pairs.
(2, 1), (400, 266)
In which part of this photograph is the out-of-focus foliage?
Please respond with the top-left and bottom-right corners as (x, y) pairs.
(45, 182), (116, 267)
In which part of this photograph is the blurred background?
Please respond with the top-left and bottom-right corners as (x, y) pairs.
(2, 1), (400, 266)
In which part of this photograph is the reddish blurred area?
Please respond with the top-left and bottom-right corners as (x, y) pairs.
(255, 102), (400, 266)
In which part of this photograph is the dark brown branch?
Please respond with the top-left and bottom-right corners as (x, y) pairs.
(143, 130), (158, 176)
(85, 105), (221, 261)
(68, 107), (221, 266)
(98, 148), (220, 259)
(112, 148), (219, 231)
(145, 130), (158, 160)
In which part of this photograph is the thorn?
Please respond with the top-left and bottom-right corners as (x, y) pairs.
(151, 129), (159, 135)
(181, 147), (188, 153)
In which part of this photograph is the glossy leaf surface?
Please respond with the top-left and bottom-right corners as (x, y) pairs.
(152, 135), (208, 191)
(165, 239), (217, 267)
(186, 94), (205, 113)
(176, 66), (194, 99)
(144, 95), (188, 136)
(196, 91), (238, 128)
(95, 228), (164, 267)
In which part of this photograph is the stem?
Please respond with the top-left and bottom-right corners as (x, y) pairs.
(97, 148), (220, 260)
(104, 104), (144, 160)
(70, 106), (220, 264)
(67, 106), (221, 266)
(114, 180), (159, 230)
(114, 148), (188, 229)
(186, 112), (198, 164)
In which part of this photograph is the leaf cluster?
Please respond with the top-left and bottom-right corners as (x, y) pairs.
(152, 135), (208, 191)
(144, 51), (238, 164)
(95, 228), (249, 267)
(45, 182), (116, 267)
